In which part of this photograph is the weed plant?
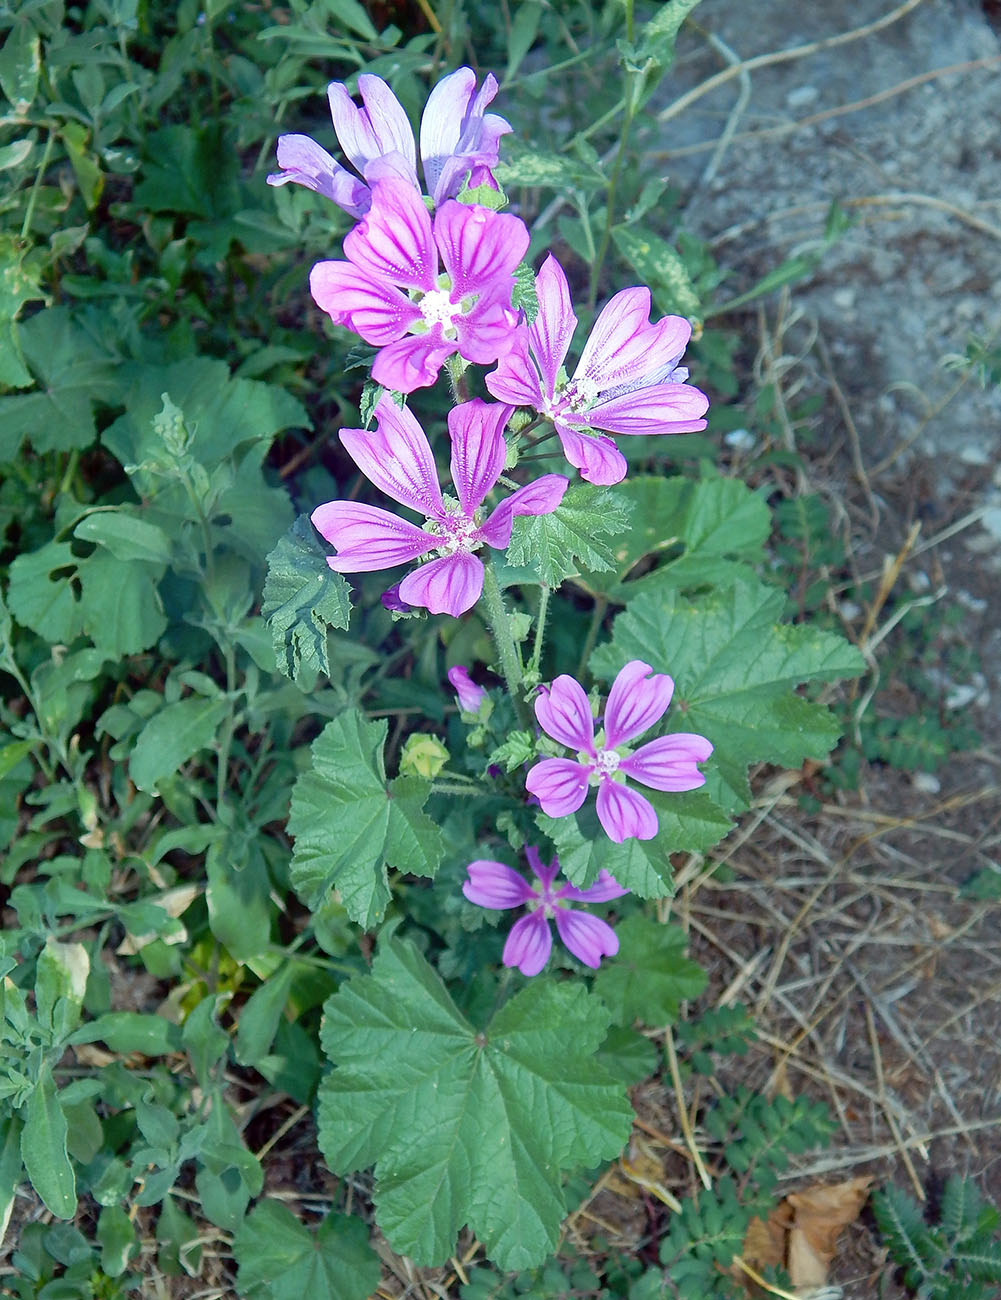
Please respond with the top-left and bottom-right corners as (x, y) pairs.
(0, 1), (995, 1296)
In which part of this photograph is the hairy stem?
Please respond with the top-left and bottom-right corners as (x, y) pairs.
(480, 561), (532, 729)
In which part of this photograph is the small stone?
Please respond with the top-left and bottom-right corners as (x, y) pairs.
(724, 427), (756, 451)
(945, 683), (978, 711)
(833, 288), (855, 310)
(913, 772), (941, 794)
(786, 85), (820, 109)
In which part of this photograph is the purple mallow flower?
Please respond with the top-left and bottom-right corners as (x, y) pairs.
(486, 253), (710, 485)
(463, 847), (627, 976)
(267, 67), (511, 217)
(448, 665), (487, 713)
(525, 660), (713, 843)
(309, 177), (529, 392)
(311, 396), (568, 617)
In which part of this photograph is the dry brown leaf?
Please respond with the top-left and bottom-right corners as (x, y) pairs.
(737, 1176), (871, 1295)
(786, 1176), (872, 1288)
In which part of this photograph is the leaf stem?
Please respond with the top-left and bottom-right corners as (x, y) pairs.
(588, 101), (636, 309)
(576, 595), (607, 679)
(479, 561), (532, 729)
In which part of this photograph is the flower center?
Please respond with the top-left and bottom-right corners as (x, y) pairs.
(418, 288), (461, 337)
(436, 513), (480, 557)
(593, 747), (621, 777)
(562, 374), (601, 413)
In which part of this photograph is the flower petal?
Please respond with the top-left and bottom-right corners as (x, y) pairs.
(327, 76), (416, 179)
(530, 254), (577, 400)
(603, 660), (674, 748)
(580, 382), (710, 436)
(502, 912), (552, 977)
(553, 423), (628, 486)
(421, 68), (511, 205)
(454, 290), (520, 366)
(463, 859), (536, 909)
(311, 502), (435, 572)
(485, 330), (544, 407)
(619, 733), (713, 792)
(554, 908), (619, 968)
(524, 846), (561, 891)
(560, 870), (629, 904)
(477, 474), (568, 549)
(341, 397), (445, 519)
(448, 665), (487, 714)
(309, 261), (420, 343)
(534, 674), (596, 752)
(524, 757), (591, 818)
(433, 201), (528, 299)
(398, 552), (484, 616)
(371, 332), (456, 392)
(267, 135), (370, 216)
(595, 779), (658, 842)
(343, 177), (437, 291)
(573, 287), (658, 390)
(447, 399), (509, 517)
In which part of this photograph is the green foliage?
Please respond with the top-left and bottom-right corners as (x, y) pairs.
(676, 1004), (757, 1075)
(659, 1178), (749, 1298)
(263, 515), (351, 682)
(593, 916), (707, 1026)
(704, 1087), (836, 1199)
(874, 1177), (1001, 1299)
(318, 937), (633, 1269)
(233, 1201), (380, 1300)
(289, 711), (445, 927)
(506, 483), (633, 587)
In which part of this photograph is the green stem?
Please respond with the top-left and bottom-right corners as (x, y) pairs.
(21, 130), (55, 240)
(430, 781), (489, 797)
(479, 561), (532, 729)
(588, 103), (636, 309)
(530, 585), (550, 678)
(215, 642), (237, 815)
(576, 595), (607, 679)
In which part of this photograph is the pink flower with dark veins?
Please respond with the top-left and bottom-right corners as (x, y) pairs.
(448, 665), (487, 714)
(309, 177), (529, 392)
(311, 396), (568, 617)
(525, 660), (713, 843)
(463, 847), (627, 976)
(267, 67), (511, 216)
(486, 253), (710, 484)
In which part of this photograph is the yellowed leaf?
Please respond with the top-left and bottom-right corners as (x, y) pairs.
(786, 1176), (872, 1288)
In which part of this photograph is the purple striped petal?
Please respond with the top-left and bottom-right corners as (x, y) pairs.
(311, 502), (434, 572)
(327, 77), (417, 179)
(502, 912), (552, 976)
(421, 68), (511, 205)
(603, 660), (674, 748)
(619, 733), (713, 792)
(463, 859), (536, 909)
(595, 779), (658, 842)
(398, 552), (484, 616)
(631, 314), (693, 387)
(485, 330), (543, 407)
(524, 846), (561, 891)
(454, 291), (520, 365)
(553, 423), (628, 485)
(580, 382), (710, 436)
(477, 474), (568, 549)
(524, 757), (591, 817)
(574, 287), (658, 390)
(534, 675), (595, 752)
(371, 332), (456, 393)
(309, 262), (420, 343)
(341, 398), (445, 519)
(433, 201), (528, 299)
(559, 870), (629, 904)
(554, 908), (619, 968)
(267, 135), (370, 216)
(530, 254), (577, 400)
(343, 178), (437, 292)
(448, 399), (508, 516)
